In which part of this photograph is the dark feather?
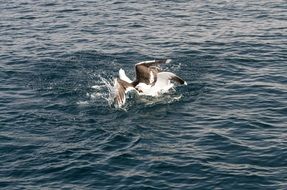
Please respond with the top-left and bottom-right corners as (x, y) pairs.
(114, 79), (133, 106)
(135, 59), (171, 85)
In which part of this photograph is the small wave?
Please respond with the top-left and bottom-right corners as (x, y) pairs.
(76, 100), (89, 106)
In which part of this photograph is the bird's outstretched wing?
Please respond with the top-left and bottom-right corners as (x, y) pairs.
(134, 59), (171, 84)
(114, 78), (134, 107)
(119, 68), (133, 83)
(154, 72), (187, 89)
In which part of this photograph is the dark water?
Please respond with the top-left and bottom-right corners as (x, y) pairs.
(1, 0), (287, 189)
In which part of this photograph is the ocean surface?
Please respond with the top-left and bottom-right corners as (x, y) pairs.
(1, 0), (287, 189)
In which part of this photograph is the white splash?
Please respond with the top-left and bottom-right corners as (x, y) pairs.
(97, 75), (116, 107)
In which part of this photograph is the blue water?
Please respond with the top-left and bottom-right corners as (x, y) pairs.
(1, 0), (287, 189)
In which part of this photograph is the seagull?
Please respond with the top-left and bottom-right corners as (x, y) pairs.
(114, 59), (186, 107)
